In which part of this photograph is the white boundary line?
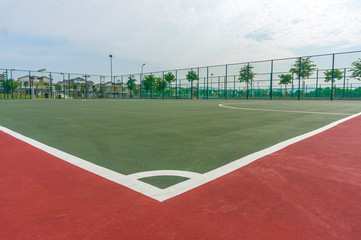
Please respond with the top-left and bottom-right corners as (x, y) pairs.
(219, 103), (352, 115)
(1, 110), (360, 202)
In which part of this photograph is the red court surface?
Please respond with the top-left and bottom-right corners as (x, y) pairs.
(1, 116), (361, 240)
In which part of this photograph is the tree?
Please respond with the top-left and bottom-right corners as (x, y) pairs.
(324, 69), (343, 98)
(186, 70), (199, 99)
(1, 79), (10, 98)
(164, 72), (176, 98)
(43, 82), (50, 98)
(142, 74), (156, 97)
(64, 84), (70, 98)
(54, 84), (62, 92)
(155, 76), (167, 98)
(11, 80), (20, 98)
(24, 81), (29, 98)
(350, 58), (361, 81)
(278, 74), (292, 97)
(92, 85), (98, 96)
(289, 57), (316, 98)
(53, 84), (62, 98)
(289, 57), (316, 80)
(72, 83), (78, 98)
(238, 64), (255, 98)
(324, 69), (343, 82)
(126, 76), (137, 98)
(80, 83), (87, 97)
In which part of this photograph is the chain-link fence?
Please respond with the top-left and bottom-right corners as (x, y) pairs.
(1, 51), (361, 100)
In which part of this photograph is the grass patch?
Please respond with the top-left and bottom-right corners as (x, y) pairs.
(139, 176), (189, 189)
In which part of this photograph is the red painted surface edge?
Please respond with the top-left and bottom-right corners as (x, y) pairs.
(1, 116), (361, 240)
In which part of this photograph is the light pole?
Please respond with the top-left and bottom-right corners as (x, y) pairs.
(141, 63), (145, 99)
(109, 54), (113, 98)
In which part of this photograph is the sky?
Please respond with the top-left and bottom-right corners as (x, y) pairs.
(1, 0), (361, 76)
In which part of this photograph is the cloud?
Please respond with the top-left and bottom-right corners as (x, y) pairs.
(1, 0), (361, 73)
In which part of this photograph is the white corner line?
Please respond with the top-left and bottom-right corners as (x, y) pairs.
(128, 170), (202, 179)
(1, 110), (360, 202)
(152, 110), (361, 201)
(0, 126), (165, 201)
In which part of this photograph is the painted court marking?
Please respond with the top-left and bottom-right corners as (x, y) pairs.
(128, 170), (201, 179)
(1, 105), (360, 202)
(219, 102), (353, 115)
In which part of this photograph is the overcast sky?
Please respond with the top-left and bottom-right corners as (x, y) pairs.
(1, 0), (361, 75)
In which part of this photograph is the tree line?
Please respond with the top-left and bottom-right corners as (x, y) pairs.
(2, 58), (361, 99)
(123, 58), (361, 98)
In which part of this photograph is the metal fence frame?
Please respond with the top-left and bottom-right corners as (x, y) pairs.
(1, 50), (361, 100)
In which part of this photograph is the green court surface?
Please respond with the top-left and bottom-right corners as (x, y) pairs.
(1, 99), (360, 187)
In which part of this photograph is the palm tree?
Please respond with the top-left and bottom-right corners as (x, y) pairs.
(324, 69), (343, 98)
(238, 64), (255, 99)
(278, 74), (292, 98)
(164, 72), (176, 98)
(186, 70), (199, 99)
(350, 58), (361, 81)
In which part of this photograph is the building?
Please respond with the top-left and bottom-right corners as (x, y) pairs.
(17, 75), (51, 87)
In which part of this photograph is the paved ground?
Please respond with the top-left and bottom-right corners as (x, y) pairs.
(1, 115), (361, 240)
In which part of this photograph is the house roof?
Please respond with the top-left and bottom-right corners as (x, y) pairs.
(71, 77), (85, 82)
(17, 75), (50, 82)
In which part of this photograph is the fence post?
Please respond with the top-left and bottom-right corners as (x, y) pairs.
(225, 65), (228, 99)
(162, 71), (165, 99)
(6, 69), (9, 99)
(246, 63), (250, 100)
(331, 54), (335, 100)
(150, 73), (153, 99)
(315, 69), (319, 98)
(343, 68), (346, 98)
(68, 73), (71, 98)
(206, 67), (209, 99)
(140, 73), (142, 99)
(175, 70), (178, 99)
(203, 77), (205, 99)
(62, 73), (65, 99)
(10, 69), (13, 99)
(234, 75), (236, 98)
(291, 73), (294, 97)
(197, 68), (200, 99)
(121, 76), (124, 99)
(50, 72), (53, 99)
(270, 60), (273, 100)
(99, 76), (102, 98)
(298, 57), (302, 100)
(85, 75), (88, 99)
